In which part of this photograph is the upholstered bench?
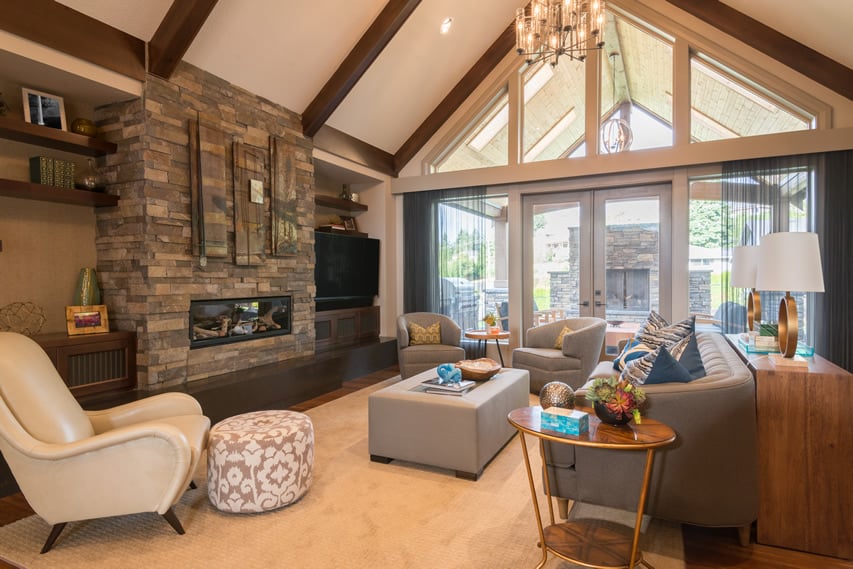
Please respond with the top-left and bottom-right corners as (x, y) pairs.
(368, 367), (530, 480)
(207, 410), (314, 513)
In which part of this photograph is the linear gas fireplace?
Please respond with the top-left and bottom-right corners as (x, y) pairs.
(190, 296), (292, 349)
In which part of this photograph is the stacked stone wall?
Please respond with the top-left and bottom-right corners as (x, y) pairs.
(95, 62), (314, 388)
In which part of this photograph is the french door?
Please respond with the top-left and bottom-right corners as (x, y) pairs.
(522, 184), (671, 354)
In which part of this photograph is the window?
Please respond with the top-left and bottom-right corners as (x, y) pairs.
(522, 60), (586, 162)
(690, 54), (813, 142)
(433, 87), (509, 173)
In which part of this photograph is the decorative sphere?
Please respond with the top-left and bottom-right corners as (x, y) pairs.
(539, 381), (575, 410)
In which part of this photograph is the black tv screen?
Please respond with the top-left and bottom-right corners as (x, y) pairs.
(314, 232), (380, 309)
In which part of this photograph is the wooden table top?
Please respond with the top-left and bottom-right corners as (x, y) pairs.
(464, 329), (510, 340)
(508, 406), (676, 450)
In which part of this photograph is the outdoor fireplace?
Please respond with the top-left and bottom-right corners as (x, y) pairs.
(189, 296), (292, 348)
(606, 269), (650, 311)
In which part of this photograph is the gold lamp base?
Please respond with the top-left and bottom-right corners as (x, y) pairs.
(777, 292), (798, 358)
(747, 288), (761, 332)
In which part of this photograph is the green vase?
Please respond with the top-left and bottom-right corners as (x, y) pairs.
(74, 268), (101, 306)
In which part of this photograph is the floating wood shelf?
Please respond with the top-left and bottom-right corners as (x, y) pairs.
(0, 115), (117, 157)
(0, 178), (119, 207)
(314, 194), (368, 212)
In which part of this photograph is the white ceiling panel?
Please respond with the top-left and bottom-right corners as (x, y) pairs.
(183, 0), (388, 116)
(327, 0), (522, 153)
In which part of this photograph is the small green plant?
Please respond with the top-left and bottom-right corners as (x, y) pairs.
(585, 376), (647, 424)
(482, 312), (497, 327)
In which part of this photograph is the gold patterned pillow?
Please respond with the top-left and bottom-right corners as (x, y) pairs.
(409, 321), (441, 345)
(553, 325), (573, 349)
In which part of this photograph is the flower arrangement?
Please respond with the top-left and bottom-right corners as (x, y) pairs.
(482, 312), (497, 327)
(584, 376), (647, 424)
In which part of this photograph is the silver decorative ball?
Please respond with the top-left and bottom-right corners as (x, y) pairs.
(539, 381), (575, 410)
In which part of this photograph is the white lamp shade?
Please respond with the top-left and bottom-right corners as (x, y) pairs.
(730, 246), (759, 288)
(756, 232), (825, 292)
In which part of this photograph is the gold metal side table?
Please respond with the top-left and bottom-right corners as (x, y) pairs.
(508, 406), (676, 569)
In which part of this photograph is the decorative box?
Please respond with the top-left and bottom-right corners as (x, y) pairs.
(541, 407), (589, 436)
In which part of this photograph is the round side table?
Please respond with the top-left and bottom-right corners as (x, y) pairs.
(464, 329), (510, 366)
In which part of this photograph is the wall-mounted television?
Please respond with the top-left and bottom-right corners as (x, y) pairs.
(314, 232), (380, 311)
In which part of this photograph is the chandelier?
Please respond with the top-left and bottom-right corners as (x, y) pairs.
(515, 0), (606, 66)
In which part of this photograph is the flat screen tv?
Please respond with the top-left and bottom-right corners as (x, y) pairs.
(314, 232), (380, 311)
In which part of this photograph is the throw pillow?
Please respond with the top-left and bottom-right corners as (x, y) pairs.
(409, 321), (441, 345)
(620, 344), (693, 385)
(635, 310), (669, 337)
(612, 338), (655, 371)
(553, 325), (573, 349)
(635, 315), (694, 348)
(669, 332), (706, 380)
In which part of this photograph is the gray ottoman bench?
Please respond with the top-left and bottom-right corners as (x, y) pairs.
(368, 367), (530, 480)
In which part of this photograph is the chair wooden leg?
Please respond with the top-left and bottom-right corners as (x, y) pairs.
(40, 522), (67, 554)
(162, 507), (186, 535)
(737, 524), (751, 546)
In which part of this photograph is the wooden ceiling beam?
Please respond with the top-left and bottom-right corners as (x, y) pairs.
(666, 0), (853, 101)
(301, 0), (421, 138)
(0, 0), (145, 80)
(148, 0), (219, 79)
(314, 125), (396, 178)
(393, 23), (516, 175)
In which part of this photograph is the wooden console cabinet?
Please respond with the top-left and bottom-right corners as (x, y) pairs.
(727, 335), (852, 558)
(34, 331), (137, 398)
(315, 306), (379, 351)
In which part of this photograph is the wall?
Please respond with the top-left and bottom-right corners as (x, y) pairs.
(94, 62), (316, 388)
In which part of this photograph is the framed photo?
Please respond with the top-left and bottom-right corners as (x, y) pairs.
(65, 305), (109, 336)
(22, 87), (67, 131)
(342, 216), (358, 232)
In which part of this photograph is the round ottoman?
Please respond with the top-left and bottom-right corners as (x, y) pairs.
(207, 410), (314, 513)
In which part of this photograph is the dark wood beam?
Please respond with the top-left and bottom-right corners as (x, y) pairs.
(0, 0), (145, 80)
(393, 23), (515, 174)
(666, 0), (853, 101)
(301, 0), (422, 138)
(314, 126), (396, 178)
(148, 0), (219, 79)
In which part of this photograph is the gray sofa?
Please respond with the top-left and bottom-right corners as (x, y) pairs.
(544, 332), (758, 541)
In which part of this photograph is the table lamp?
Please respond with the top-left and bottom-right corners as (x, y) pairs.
(755, 232), (824, 358)
(730, 246), (761, 332)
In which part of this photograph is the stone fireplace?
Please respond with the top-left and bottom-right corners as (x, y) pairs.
(93, 62), (316, 389)
(190, 295), (292, 348)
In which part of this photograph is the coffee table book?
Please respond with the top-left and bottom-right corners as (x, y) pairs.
(421, 377), (476, 392)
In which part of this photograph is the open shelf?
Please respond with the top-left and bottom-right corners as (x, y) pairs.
(315, 193), (368, 212)
(0, 115), (117, 157)
(0, 178), (119, 207)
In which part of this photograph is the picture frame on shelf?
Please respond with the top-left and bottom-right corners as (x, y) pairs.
(22, 87), (67, 131)
(65, 305), (109, 336)
(342, 216), (358, 232)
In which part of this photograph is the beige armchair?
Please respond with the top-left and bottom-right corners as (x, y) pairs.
(512, 317), (607, 392)
(0, 332), (210, 553)
(397, 313), (465, 379)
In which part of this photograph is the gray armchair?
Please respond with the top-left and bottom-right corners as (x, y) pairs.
(512, 317), (606, 392)
(397, 313), (465, 379)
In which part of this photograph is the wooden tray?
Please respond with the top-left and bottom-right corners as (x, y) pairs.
(455, 358), (501, 381)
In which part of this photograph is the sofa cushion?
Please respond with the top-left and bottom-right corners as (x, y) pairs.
(671, 332), (706, 380)
(512, 347), (582, 372)
(612, 338), (655, 371)
(620, 344), (693, 385)
(401, 344), (465, 365)
(409, 321), (441, 345)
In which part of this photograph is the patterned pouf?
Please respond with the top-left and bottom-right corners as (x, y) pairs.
(207, 410), (314, 513)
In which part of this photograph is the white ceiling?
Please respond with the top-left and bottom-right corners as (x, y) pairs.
(53, 0), (852, 159)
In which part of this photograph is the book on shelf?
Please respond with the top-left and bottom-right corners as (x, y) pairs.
(421, 377), (475, 392)
(424, 387), (472, 396)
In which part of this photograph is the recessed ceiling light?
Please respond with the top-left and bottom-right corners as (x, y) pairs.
(440, 17), (453, 35)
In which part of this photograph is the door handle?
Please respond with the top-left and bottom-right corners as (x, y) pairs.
(595, 301), (605, 307)
(579, 301), (590, 307)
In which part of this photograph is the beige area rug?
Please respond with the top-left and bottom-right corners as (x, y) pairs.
(0, 378), (685, 568)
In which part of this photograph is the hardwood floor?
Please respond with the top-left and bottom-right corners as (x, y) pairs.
(1, 365), (850, 569)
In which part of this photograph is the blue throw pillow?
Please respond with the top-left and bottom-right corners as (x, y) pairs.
(612, 339), (654, 371)
(620, 345), (693, 385)
(674, 333), (706, 380)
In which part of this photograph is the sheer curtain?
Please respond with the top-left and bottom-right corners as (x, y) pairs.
(721, 152), (851, 370)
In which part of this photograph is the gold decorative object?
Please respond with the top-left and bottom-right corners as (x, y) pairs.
(73, 267), (101, 306)
(731, 246), (762, 332)
(0, 302), (46, 336)
(70, 118), (98, 137)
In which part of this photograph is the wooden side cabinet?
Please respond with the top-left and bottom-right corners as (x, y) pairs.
(726, 335), (852, 558)
(315, 306), (379, 351)
(34, 331), (137, 398)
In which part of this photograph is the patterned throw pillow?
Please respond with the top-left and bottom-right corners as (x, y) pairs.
(612, 338), (655, 371)
(409, 321), (441, 345)
(620, 344), (693, 385)
(635, 313), (694, 348)
(553, 325), (573, 349)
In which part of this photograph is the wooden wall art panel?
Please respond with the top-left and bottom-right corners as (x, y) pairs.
(190, 118), (228, 262)
(271, 136), (298, 256)
(233, 141), (268, 266)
